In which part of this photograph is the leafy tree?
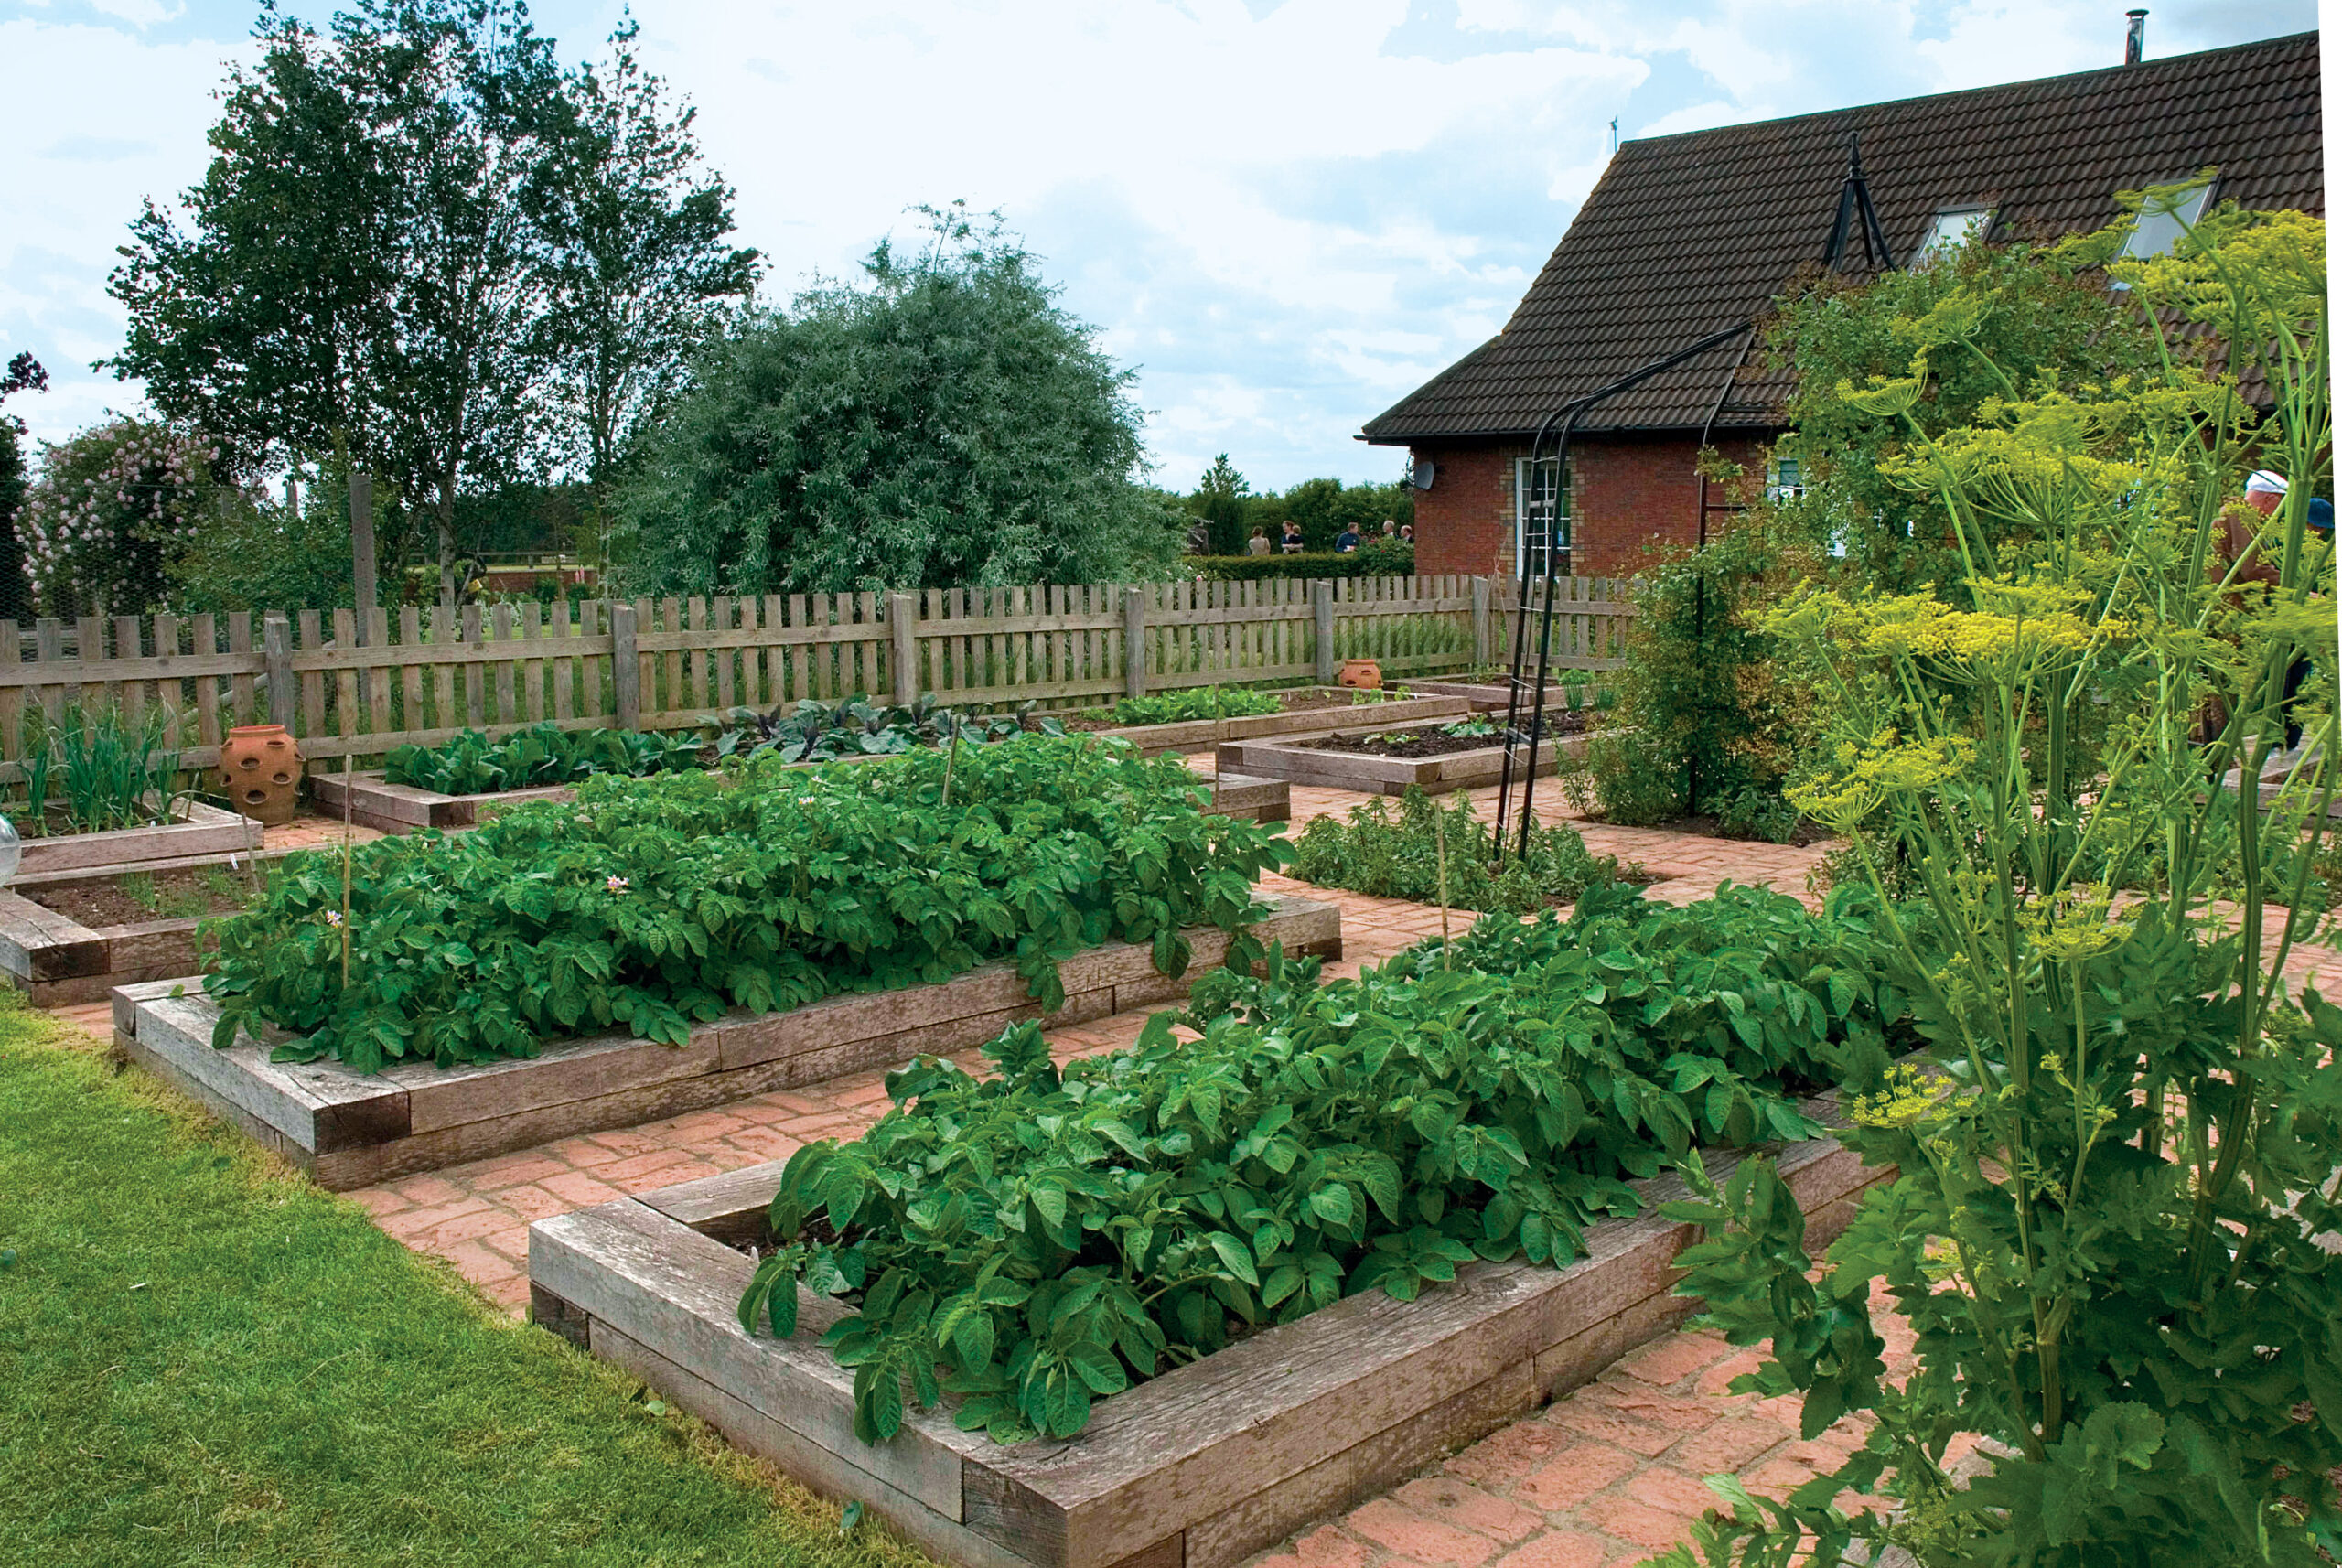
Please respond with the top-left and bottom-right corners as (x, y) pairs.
(167, 464), (356, 617)
(532, 19), (761, 550)
(0, 353), (48, 621)
(1192, 454), (1252, 553)
(614, 207), (1183, 594)
(109, 1), (744, 596)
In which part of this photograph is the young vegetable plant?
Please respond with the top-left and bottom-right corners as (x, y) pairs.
(1108, 687), (1284, 725)
(703, 694), (1058, 764)
(384, 722), (704, 795)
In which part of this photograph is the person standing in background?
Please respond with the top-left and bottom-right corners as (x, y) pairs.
(1245, 526), (1272, 557)
(1333, 523), (1359, 553)
(1280, 521), (1304, 554)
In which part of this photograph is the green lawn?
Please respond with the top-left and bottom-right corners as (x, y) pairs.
(0, 997), (930, 1568)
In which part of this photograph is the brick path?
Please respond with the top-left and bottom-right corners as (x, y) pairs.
(15, 772), (2142, 1563)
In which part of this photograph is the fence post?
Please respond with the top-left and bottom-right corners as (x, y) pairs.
(1122, 586), (1147, 700)
(610, 601), (641, 731)
(1313, 580), (1337, 684)
(1471, 576), (1492, 668)
(887, 592), (919, 703)
(263, 613), (295, 730)
(349, 472), (378, 639)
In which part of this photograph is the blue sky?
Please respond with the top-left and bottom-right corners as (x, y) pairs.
(1, 0), (2315, 493)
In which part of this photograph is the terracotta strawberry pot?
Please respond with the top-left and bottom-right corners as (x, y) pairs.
(218, 725), (304, 825)
(1338, 659), (1383, 690)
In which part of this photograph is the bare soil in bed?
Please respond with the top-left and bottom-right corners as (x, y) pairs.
(1295, 713), (1586, 759)
(26, 867), (261, 928)
(1057, 686), (1410, 732)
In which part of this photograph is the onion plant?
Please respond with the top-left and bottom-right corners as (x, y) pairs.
(12, 703), (182, 836)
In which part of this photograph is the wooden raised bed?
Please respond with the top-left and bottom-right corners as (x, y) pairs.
(1204, 773), (1287, 824)
(16, 798), (257, 875)
(0, 843), (317, 1005)
(1402, 679), (1600, 714)
(110, 894), (1341, 1190)
(309, 769), (575, 832)
(1096, 690), (1469, 757)
(1217, 725), (1581, 797)
(529, 1092), (1885, 1568)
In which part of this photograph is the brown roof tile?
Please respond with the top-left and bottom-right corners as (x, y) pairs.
(1364, 31), (2322, 442)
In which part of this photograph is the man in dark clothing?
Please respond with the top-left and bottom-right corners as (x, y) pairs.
(1333, 526), (1359, 553)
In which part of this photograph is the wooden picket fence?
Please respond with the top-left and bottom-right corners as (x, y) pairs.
(0, 574), (1632, 770)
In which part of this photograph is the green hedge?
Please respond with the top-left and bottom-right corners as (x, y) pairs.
(740, 882), (1909, 1444)
(205, 736), (1289, 1069)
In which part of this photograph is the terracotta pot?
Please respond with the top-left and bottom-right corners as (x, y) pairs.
(1337, 659), (1383, 691)
(218, 725), (304, 826)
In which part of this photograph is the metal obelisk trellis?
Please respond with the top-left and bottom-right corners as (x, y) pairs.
(1493, 127), (1899, 861)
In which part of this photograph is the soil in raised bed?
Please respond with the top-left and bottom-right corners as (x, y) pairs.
(1296, 714), (1585, 759)
(1058, 687), (1434, 733)
(25, 865), (264, 928)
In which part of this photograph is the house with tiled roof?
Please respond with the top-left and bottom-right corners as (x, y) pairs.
(1361, 28), (2323, 584)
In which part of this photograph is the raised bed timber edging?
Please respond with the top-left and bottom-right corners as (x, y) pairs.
(1216, 727), (1582, 797)
(1402, 680), (1597, 714)
(0, 845), (336, 1005)
(110, 894), (1341, 1191)
(1096, 690), (1470, 757)
(16, 799), (257, 876)
(1205, 773), (1287, 824)
(528, 1092), (1886, 1568)
(308, 769), (574, 832)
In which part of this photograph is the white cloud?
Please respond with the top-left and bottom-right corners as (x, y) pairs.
(0, 0), (2314, 491)
(2, 17), (254, 447)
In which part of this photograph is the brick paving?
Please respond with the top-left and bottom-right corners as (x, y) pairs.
(22, 766), (2274, 1563)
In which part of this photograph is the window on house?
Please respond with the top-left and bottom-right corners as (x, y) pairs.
(1514, 456), (1569, 583)
(1917, 207), (1993, 263)
(2120, 182), (2214, 260)
(1766, 456), (1805, 504)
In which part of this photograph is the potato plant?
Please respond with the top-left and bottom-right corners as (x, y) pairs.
(740, 883), (1909, 1445)
(204, 736), (1287, 1069)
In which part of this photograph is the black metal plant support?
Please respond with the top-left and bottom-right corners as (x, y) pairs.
(1494, 322), (1752, 863)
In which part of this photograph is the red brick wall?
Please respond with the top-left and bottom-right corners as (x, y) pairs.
(1409, 444), (1519, 577)
(1406, 435), (1769, 581)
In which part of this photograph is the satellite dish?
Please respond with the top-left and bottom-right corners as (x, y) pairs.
(1411, 459), (1435, 491)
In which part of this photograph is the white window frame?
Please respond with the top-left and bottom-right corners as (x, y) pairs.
(1514, 456), (1569, 583)
(1917, 206), (1993, 264)
(2119, 181), (2215, 261)
(1766, 456), (1805, 504)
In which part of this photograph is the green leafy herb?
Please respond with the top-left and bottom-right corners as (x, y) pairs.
(1291, 786), (1628, 915)
(1108, 687), (1283, 725)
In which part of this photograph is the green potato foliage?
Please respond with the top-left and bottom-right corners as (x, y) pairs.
(384, 721), (707, 794)
(205, 736), (1286, 1070)
(739, 883), (1910, 1445)
(1106, 687), (1284, 725)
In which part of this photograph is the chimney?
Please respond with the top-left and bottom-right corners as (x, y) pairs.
(2124, 9), (2147, 66)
